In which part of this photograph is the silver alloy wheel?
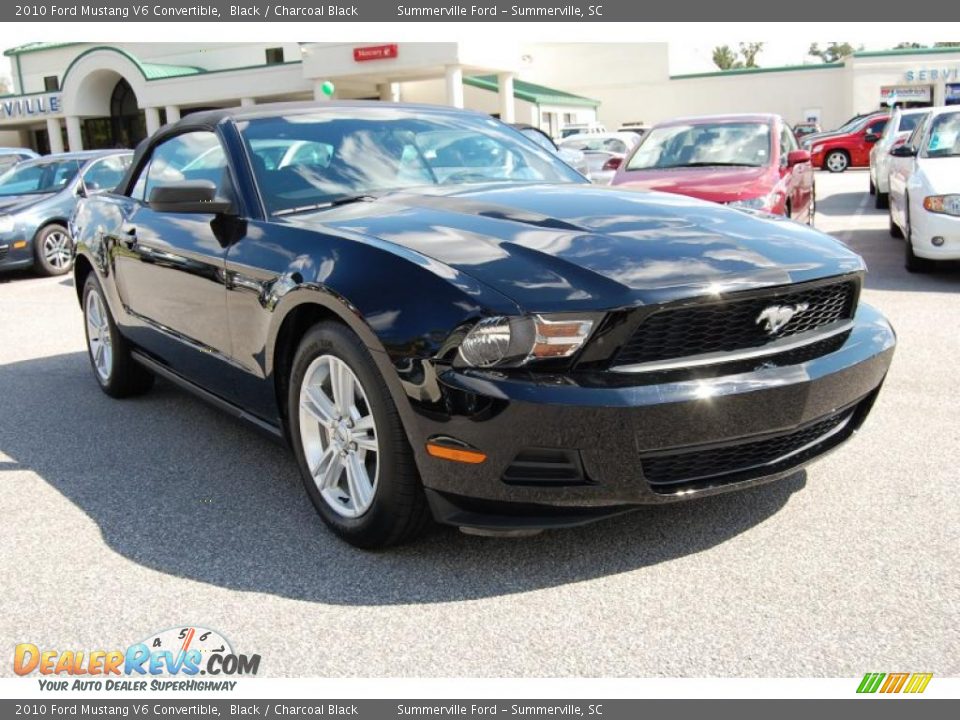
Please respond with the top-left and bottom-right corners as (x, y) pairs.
(298, 354), (379, 518)
(826, 152), (848, 172)
(85, 290), (113, 382)
(43, 230), (72, 269)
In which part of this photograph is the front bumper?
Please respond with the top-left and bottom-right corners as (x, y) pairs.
(910, 210), (960, 260)
(409, 303), (895, 529)
(0, 235), (34, 271)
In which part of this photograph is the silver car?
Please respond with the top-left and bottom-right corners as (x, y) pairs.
(0, 150), (132, 276)
(560, 132), (642, 185)
(0, 147), (39, 175)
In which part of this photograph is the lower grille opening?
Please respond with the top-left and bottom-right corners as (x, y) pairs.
(642, 406), (858, 491)
(502, 448), (591, 487)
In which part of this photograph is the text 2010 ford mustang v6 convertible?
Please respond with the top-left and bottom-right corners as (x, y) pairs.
(71, 102), (895, 548)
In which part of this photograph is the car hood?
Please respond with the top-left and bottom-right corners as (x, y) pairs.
(919, 157), (960, 191)
(0, 193), (52, 214)
(286, 183), (864, 312)
(611, 166), (775, 203)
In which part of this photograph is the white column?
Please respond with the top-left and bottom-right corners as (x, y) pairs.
(313, 81), (332, 101)
(444, 65), (464, 109)
(144, 107), (161, 136)
(164, 105), (181, 123)
(46, 118), (65, 154)
(378, 82), (400, 103)
(65, 116), (83, 152)
(498, 72), (515, 123)
(240, 97), (256, 107)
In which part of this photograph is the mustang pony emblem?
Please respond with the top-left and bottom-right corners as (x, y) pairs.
(756, 302), (809, 335)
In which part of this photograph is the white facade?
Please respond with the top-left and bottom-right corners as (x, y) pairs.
(2, 42), (959, 153)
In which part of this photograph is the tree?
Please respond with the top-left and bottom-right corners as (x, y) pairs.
(808, 42), (861, 63)
(712, 45), (740, 70)
(934, 42), (960, 47)
(0, 77), (11, 95)
(739, 42), (764, 68)
(895, 42), (925, 49)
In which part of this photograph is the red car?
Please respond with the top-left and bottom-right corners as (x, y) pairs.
(807, 113), (889, 173)
(610, 113), (815, 224)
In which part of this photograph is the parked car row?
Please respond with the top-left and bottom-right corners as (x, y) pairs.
(0, 150), (132, 276)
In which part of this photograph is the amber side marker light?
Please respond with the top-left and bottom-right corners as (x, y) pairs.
(426, 443), (487, 464)
(13, 241), (27, 249)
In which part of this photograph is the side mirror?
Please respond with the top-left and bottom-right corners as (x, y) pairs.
(148, 180), (233, 214)
(864, 132), (880, 143)
(890, 145), (917, 158)
(787, 149), (811, 166)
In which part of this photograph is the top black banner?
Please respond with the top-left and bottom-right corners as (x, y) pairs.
(4, 0), (953, 22)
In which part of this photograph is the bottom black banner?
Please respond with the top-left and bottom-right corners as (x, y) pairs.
(0, 700), (955, 720)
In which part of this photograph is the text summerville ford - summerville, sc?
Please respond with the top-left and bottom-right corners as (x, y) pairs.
(15, 3), (602, 18)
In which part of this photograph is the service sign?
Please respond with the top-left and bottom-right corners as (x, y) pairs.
(0, 93), (62, 122)
(904, 66), (960, 82)
(353, 44), (398, 62)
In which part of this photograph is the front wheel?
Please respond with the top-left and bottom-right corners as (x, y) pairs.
(34, 224), (74, 276)
(825, 150), (849, 173)
(903, 199), (934, 273)
(288, 322), (430, 548)
(82, 274), (154, 397)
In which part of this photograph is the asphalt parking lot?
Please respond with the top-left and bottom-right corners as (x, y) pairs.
(1, 170), (957, 678)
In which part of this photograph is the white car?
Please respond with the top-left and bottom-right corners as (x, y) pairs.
(560, 132), (642, 185)
(869, 107), (930, 209)
(888, 107), (960, 272)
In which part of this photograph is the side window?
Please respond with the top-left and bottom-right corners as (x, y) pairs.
(780, 125), (797, 164)
(867, 119), (888, 136)
(82, 155), (132, 193)
(128, 131), (233, 205)
(906, 116), (928, 150)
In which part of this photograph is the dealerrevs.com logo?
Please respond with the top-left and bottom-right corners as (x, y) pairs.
(14, 626), (260, 692)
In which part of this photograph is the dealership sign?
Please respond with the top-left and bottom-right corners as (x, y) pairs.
(881, 85), (932, 102)
(0, 93), (62, 121)
(904, 66), (960, 82)
(353, 44), (398, 62)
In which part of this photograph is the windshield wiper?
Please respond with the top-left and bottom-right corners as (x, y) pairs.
(274, 194), (377, 217)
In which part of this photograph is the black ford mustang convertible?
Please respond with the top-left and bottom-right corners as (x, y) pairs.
(71, 102), (895, 548)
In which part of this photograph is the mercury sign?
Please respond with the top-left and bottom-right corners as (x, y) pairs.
(0, 94), (62, 121)
(904, 67), (960, 82)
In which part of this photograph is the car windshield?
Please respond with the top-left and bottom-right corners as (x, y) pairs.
(0, 159), (82, 196)
(923, 112), (960, 158)
(625, 122), (771, 170)
(238, 110), (586, 215)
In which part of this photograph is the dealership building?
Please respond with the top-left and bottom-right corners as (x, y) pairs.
(2, 42), (959, 153)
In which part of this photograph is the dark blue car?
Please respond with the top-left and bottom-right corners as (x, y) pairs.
(0, 150), (132, 275)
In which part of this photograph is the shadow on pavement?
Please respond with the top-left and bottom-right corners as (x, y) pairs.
(0, 351), (805, 605)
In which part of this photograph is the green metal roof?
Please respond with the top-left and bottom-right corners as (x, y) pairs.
(853, 46), (960, 59)
(671, 62), (842, 80)
(3, 42), (81, 57)
(138, 62), (204, 80)
(465, 75), (599, 108)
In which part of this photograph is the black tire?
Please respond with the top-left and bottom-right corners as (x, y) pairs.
(869, 176), (876, 195)
(889, 206), (904, 239)
(82, 274), (154, 398)
(824, 150), (849, 173)
(875, 191), (889, 210)
(33, 224), (74, 276)
(903, 200), (934, 273)
(287, 321), (430, 549)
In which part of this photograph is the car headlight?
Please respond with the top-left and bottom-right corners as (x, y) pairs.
(0, 214), (14, 234)
(457, 314), (595, 368)
(727, 190), (783, 213)
(923, 195), (960, 216)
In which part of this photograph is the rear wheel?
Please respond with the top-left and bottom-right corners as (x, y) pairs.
(875, 191), (889, 210)
(34, 224), (74, 276)
(903, 197), (935, 273)
(288, 322), (430, 548)
(82, 274), (154, 397)
(889, 199), (904, 238)
(825, 150), (849, 173)
(869, 176), (876, 195)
